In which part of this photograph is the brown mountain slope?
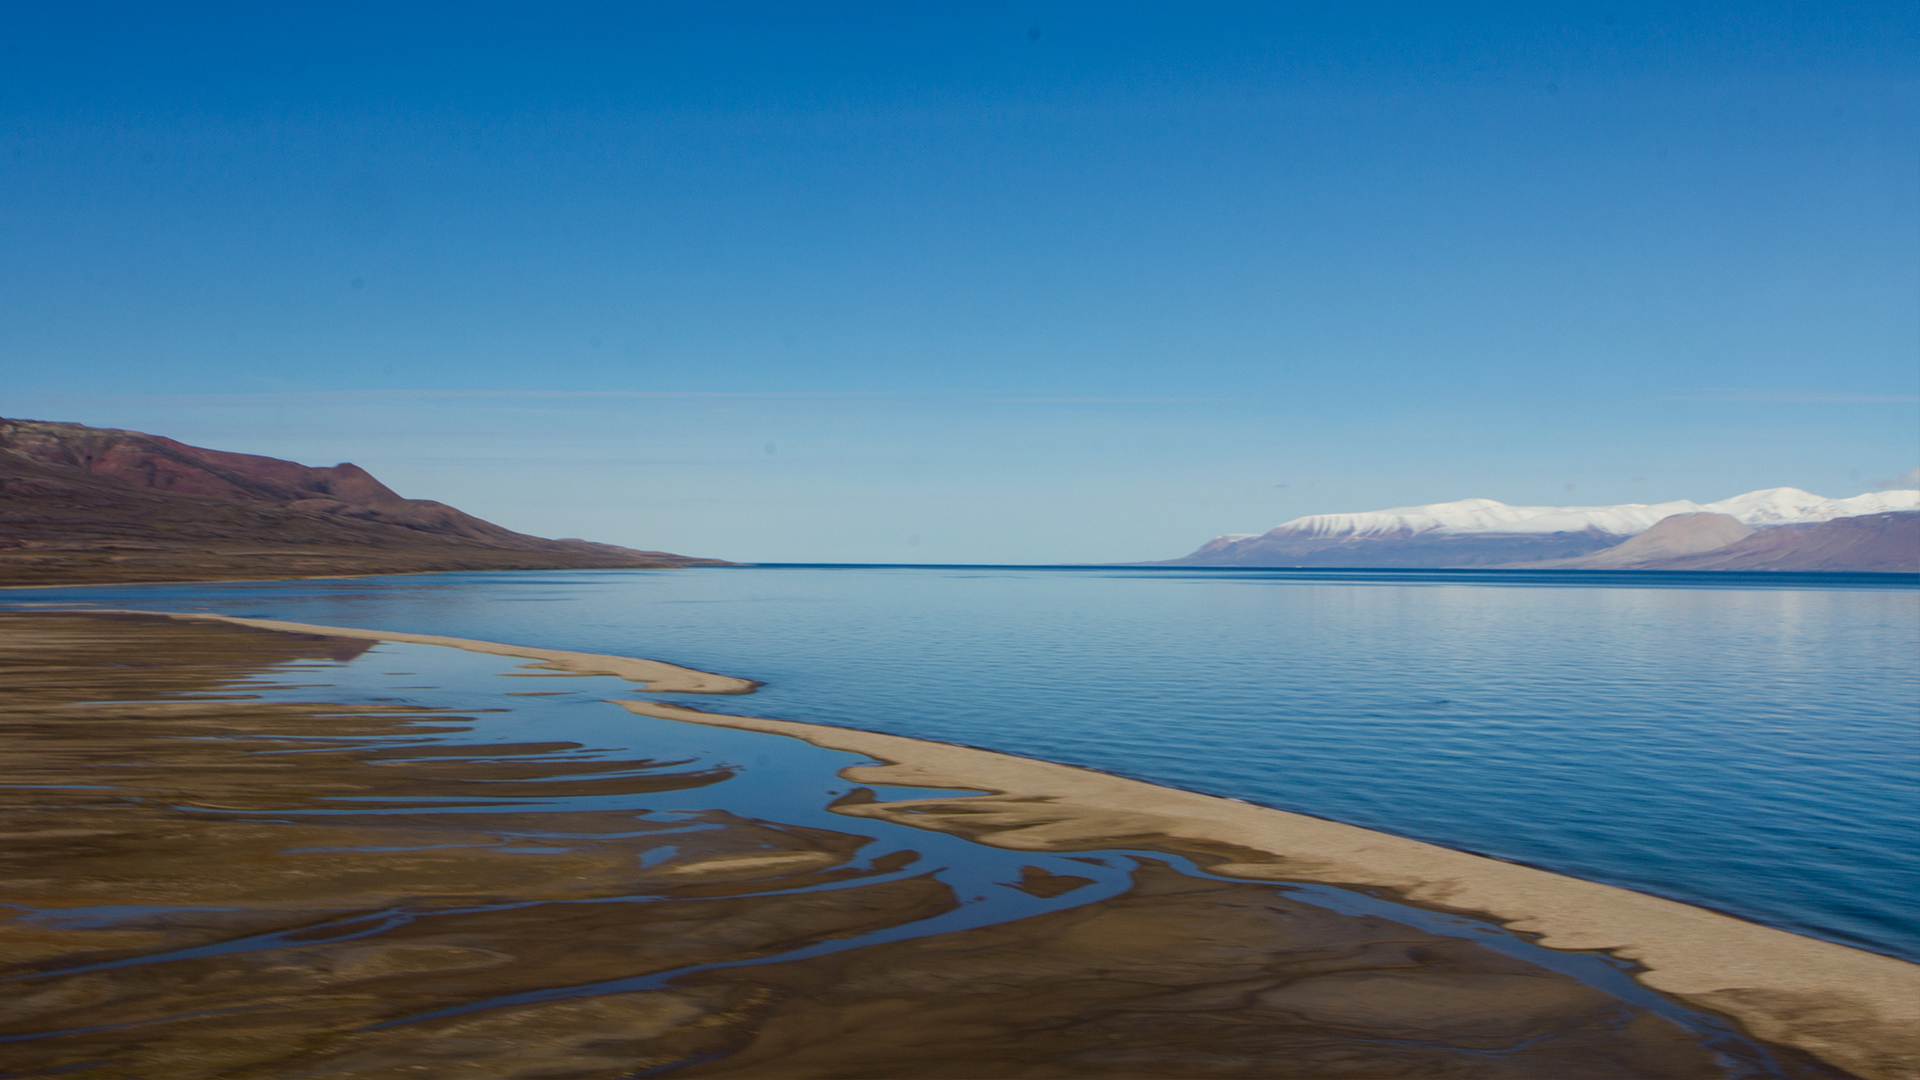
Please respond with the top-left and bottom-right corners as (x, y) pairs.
(1507, 513), (1757, 570)
(1637, 511), (1918, 572)
(0, 417), (730, 586)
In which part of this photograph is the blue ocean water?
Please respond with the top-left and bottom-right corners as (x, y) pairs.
(9, 565), (1917, 962)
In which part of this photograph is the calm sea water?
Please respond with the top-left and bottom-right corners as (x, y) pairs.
(10, 566), (1918, 962)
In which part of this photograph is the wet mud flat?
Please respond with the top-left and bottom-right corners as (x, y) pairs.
(0, 612), (1861, 1079)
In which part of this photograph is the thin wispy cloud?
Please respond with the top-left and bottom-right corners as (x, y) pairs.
(1877, 466), (1920, 490)
(7, 389), (902, 406)
(7, 390), (1229, 408)
(981, 397), (1230, 405)
(1667, 389), (1920, 404)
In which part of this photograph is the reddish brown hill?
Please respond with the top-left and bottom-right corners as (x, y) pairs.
(3, 422), (402, 503)
(1641, 511), (1918, 572)
(0, 417), (730, 586)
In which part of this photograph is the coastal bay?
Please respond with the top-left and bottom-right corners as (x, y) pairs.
(1, 609), (1908, 1078)
(14, 566), (1913, 968)
(13, 7), (1913, 1078)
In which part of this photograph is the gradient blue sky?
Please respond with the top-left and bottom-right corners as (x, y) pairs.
(4, 1), (1916, 562)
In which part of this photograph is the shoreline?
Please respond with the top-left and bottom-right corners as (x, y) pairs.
(81, 610), (760, 695)
(618, 705), (1920, 1080)
(3, 563), (1914, 595)
(20, 608), (1920, 1079)
(0, 570), (459, 590)
(0, 564), (737, 592)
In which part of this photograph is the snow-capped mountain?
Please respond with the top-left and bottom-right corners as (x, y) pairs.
(1159, 487), (1920, 570)
(1246, 488), (1919, 542)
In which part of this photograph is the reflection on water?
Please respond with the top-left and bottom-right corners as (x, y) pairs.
(0, 618), (1849, 1078)
(12, 565), (1917, 963)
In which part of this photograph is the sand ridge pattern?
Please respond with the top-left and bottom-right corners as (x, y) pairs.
(0, 612), (1867, 1079)
(626, 699), (1920, 1080)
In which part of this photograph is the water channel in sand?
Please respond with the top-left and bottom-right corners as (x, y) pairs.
(0, 613), (1858, 1078)
(9, 565), (1916, 963)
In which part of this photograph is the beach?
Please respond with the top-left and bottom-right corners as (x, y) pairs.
(1, 610), (1911, 1079)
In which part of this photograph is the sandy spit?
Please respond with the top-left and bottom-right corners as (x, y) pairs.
(53, 609), (1920, 1080)
(80, 610), (758, 695)
(611, 707), (1920, 1080)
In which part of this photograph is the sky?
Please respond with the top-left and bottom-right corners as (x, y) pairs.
(3, 1), (1916, 563)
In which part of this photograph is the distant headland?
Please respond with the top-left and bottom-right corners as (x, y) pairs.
(1157, 489), (1920, 572)
(0, 417), (731, 586)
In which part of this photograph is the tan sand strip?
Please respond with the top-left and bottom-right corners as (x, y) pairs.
(79, 610), (758, 695)
(35, 610), (1918, 1078)
(609, 706), (1920, 1080)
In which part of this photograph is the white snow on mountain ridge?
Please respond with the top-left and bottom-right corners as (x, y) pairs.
(1239, 488), (1920, 542)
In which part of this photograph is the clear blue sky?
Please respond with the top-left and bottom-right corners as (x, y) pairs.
(4, 1), (1915, 562)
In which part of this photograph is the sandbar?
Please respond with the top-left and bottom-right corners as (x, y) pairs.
(82, 609), (760, 694)
(617, 697), (1919, 1080)
(5, 609), (1915, 1078)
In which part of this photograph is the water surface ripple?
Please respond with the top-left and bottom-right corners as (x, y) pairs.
(11, 565), (1917, 962)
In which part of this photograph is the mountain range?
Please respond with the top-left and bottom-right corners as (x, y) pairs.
(7, 416), (1913, 581)
(0, 417), (727, 586)
(1160, 488), (1920, 572)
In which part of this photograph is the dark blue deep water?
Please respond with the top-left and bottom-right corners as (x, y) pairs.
(9, 566), (1917, 962)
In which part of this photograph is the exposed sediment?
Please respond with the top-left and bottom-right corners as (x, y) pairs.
(612, 708), (1920, 1080)
(89, 610), (760, 694)
(2, 610), (1911, 1079)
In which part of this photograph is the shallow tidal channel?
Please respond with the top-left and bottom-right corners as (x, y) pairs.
(15, 565), (1915, 969)
(0, 612), (1856, 1079)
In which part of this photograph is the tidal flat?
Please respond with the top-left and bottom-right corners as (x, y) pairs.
(0, 611), (1898, 1079)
